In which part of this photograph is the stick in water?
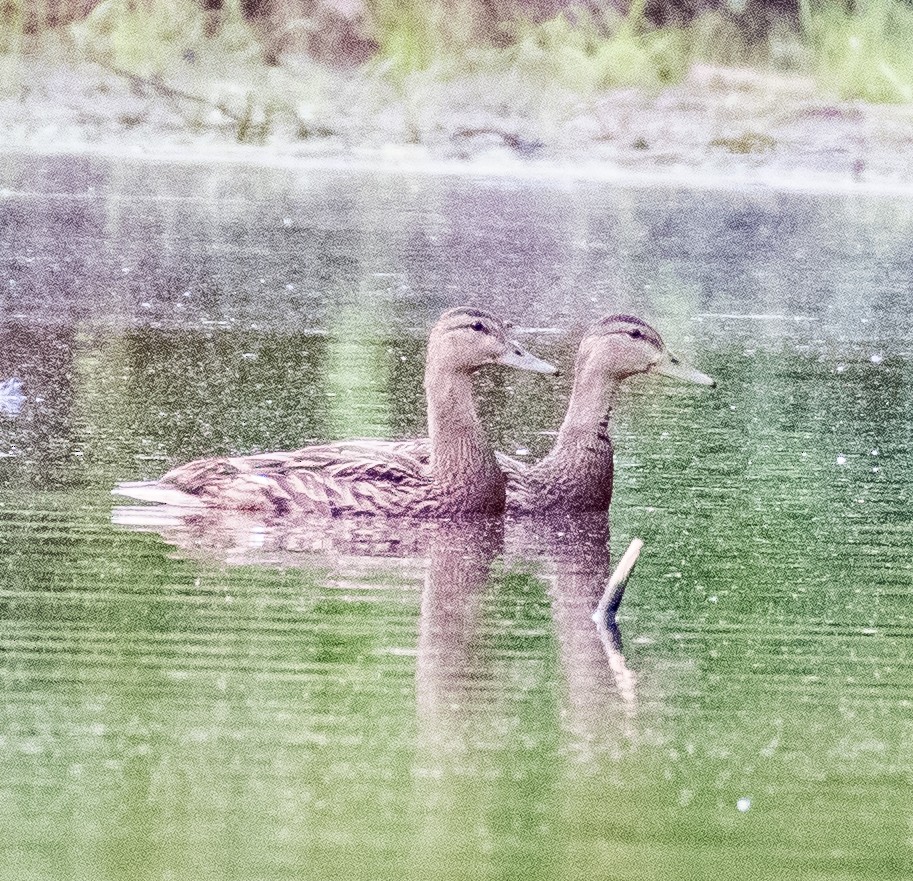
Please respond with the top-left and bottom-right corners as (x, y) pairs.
(592, 538), (643, 707)
(592, 537), (644, 624)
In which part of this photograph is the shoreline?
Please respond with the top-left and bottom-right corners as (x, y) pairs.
(6, 138), (913, 200)
(4, 48), (913, 199)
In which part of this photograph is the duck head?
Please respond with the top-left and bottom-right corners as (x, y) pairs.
(575, 314), (715, 387)
(427, 307), (558, 376)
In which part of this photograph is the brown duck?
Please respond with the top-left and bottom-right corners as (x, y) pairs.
(337, 314), (714, 515)
(501, 314), (714, 514)
(112, 308), (557, 518)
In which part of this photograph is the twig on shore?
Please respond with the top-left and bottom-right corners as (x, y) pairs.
(86, 53), (244, 123)
(451, 127), (544, 156)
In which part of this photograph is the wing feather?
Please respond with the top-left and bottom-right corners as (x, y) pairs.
(117, 437), (435, 516)
(117, 435), (529, 517)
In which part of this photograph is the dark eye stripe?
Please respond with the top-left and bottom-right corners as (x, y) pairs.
(609, 327), (661, 347)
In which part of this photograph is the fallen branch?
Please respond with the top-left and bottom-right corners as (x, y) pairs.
(451, 127), (544, 156)
(591, 537), (643, 706)
(592, 537), (643, 624)
(86, 53), (244, 122)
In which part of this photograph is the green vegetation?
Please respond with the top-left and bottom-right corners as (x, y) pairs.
(369, 0), (690, 90)
(800, 0), (913, 103)
(0, 0), (911, 95)
(0, 0), (344, 144)
(68, 0), (256, 77)
(369, 0), (477, 74)
(368, 0), (913, 102)
(2, 0), (913, 151)
(503, 3), (688, 93)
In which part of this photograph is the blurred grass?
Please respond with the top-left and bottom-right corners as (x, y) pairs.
(3, 0), (759, 95)
(369, 0), (693, 91)
(0, 0), (348, 144)
(503, 2), (688, 93)
(800, 0), (913, 103)
(69, 0), (258, 77)
(1, 0), (913, 152)
(361, 0), (913, 103)
(368, 0), (477, 74)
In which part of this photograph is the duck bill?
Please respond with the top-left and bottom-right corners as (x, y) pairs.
(496, 343), (559, 375)
(653, 350), (716, 387)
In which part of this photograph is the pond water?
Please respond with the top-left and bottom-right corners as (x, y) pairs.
(2, 153), (913, 881)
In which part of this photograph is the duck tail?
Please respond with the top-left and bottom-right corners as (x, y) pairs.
(112, 480), (205, 508)
(111, 504), (195, 529)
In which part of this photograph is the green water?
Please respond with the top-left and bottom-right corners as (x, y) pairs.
(2, 155), (913, 880)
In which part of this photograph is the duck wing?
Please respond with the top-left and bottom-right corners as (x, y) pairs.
(328, 442), (534, 508)
(495, 450), (528, 477)
(113, 439), (435, 517)
(301, 439), (531, 477)
(321, 438), (431, 466)
(289, 442), (535, 509)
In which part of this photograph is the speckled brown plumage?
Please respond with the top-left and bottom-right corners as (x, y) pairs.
(338, 315), (713, 516)
(113, 308), (557, 518)
(505, 314), (713, 514)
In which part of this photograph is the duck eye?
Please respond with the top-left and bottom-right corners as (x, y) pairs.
(471, 321), (486, 333)
(628, 329), (642, 340)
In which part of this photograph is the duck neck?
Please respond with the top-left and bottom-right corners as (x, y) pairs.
(555, 363), (621, 449)
(424, 365), (497, 478)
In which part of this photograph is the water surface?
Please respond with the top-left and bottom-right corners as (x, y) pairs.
(2, 154), (913, 881)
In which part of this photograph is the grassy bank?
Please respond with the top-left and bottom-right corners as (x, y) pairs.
(370, 0), (913, 103)
(2, 0), (913, 155)
(4, 1), (913, 94)
(800, 0), (913, 102)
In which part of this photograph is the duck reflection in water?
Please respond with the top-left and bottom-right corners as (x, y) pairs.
(417, 513), (639, 753)
(113, 504), (640, 748)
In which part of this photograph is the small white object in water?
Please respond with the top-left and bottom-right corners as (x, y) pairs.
(737, 797), (751, 813)
(241, 352), (258, 361)
(870, 448), (879, 456)
(836, 364), (846, 373)
(870, 354), (883, 365)
(515, 447), (530, 456)
(836, 455), (847, 466)
(0, 378), (24, 417)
